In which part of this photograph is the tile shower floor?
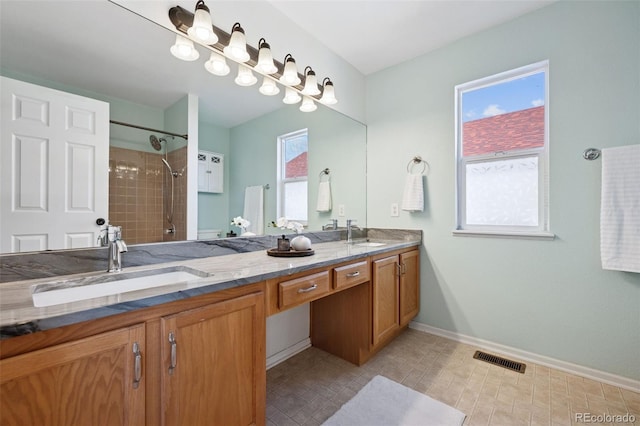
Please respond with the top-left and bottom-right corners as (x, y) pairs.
(266, 329), (639, 426)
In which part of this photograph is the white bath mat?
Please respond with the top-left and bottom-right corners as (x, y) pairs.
(322, 375), (466, 426)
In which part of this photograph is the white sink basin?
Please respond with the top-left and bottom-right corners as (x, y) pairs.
(32, 266), (209, 308)
(355, 242), (386, 247)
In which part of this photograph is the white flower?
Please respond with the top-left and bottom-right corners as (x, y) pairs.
(287, 221), (304, 234)
(276, 217), (289, 228)
(231, 216), (250, 229)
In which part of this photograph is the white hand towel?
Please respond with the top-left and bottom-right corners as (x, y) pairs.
(243, 185), (264, 235)
(316, 181), (332, 212)
(401, 173), (424, 212)
(600, 145), (640, 273)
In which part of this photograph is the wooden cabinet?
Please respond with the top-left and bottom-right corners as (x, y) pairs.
(0, 324), (146, 426)
(372, 248), (420, 347)
(399, 250), (420, 326)
(0, 288), (265, 426)
(160, 291), (265, 426)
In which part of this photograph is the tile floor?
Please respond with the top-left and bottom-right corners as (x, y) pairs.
(266, 329), (639, 426)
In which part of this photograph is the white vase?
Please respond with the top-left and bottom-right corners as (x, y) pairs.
(290, 235), (311, 251)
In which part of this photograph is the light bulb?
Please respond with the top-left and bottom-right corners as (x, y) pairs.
(223, 23), (250, 63)
(320, 78), (338, 105)
(204, 51), (230, 76)
(170, 34), (199, 61)
(299, 96), (317, 112)
(279, 54), (301, 86)
(259, 77), (280, 96)
(235, 64), (257, 86)
(282, 87), (301, 104)
(187, 0), (218, 44)
(255, 38), (278, 74)
(301, 67), (321, 96)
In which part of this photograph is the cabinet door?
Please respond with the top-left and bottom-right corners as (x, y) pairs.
(160, 292), (265, 426)
(372, 255), (400, 346)
(399, 250), (420, 326)
(0, 324), (145, 426)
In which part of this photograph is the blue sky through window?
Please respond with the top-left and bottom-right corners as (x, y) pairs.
(462, 72), (545, 123)
(284, 134), (308, 162)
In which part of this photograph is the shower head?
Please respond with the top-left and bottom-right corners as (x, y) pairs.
(149, 135), (162, 151)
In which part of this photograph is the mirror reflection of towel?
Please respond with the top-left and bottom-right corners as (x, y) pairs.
(401, 174), (424, 212)
(316, 181), (332, 212)
(243, 185), (264, 235)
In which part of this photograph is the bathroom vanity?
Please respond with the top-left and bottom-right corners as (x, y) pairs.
(0, 234), (420, 426)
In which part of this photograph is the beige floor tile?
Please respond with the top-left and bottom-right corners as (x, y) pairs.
(266, 329), (636, 425)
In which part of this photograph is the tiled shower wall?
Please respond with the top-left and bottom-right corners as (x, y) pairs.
(109, 146), (187, 245)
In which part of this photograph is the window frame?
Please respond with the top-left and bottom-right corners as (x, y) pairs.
(454, 60), (553, 239)
(276, 128), (308, 225)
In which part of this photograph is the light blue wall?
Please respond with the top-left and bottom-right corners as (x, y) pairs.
(366, 1), (640, 380)
(198, 122), (231, 234)
(229, 105), (367, 234)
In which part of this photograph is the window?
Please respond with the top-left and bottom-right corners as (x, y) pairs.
(454, 61), (552, 238)
(277, 129), (308, 223)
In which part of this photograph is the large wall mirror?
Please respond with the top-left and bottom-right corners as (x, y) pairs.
(0, 0), (366, 254)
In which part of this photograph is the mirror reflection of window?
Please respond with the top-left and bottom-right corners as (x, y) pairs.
(277, 129), (308, 223)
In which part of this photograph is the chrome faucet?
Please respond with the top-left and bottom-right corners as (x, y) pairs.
(322, 219), (338, 230)
(98, 225), (127, 272)
(346, 219), (361, 244)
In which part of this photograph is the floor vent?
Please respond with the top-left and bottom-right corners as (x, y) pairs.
(473, 350), (526, 374)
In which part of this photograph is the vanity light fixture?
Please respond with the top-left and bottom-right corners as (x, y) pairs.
(223, 23), (250, 63)
(299, 96), (317, 112)
(204, 51), (230, 76)
(235, 64), (258, 86)
(301, 66), (321, 96)
(259, 76), (280, 96)
(320, 77), (338, 105)
(279, 54), (302, 86)
(282, 87), (302, 104)
(170, 34), (200, 61)
(168, 3), (338, 108)
(186, 0), (218, 45)
(255, 38), (278, 74)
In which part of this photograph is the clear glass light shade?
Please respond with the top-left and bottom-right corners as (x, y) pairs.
(235, 64), (257, 86)
(223, 25), (250, 62)
(282, 87), (301, 104)
(204, 51), (230, 76)
(279, 58), (301, 86)
(301, 71), (320, 96)
(259, 77), (280, 96)
(170, 34), (199, 61)
(299, 96), (317, 112)
(320, 81), (337, 104)
(256, 46), (278, 74)
(187, 6), (218, 44)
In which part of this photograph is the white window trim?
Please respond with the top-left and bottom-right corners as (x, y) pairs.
(453, 60), (553, 239)
(276, 128), (308, 224)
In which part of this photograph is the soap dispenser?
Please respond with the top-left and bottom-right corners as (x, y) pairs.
(277, 234), (290, 251)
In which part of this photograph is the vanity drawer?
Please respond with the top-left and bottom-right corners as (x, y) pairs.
(333, 260), (370, 290)
(278, 271), (330, 309)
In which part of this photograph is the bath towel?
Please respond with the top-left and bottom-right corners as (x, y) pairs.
(243, 185), (264, 235)
(600, 145), (640, 273)
(316, 181), (332, 212)
(401, 173), (424, 212)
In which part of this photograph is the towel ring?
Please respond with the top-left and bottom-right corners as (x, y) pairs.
(319, 168), (330, 181)
(407, 156), (429, 175)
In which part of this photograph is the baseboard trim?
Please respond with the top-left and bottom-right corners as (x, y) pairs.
(266, 338), (312, 370)
(409, 321), (640, 393)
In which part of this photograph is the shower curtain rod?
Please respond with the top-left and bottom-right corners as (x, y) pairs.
(109, 120), (188, 140)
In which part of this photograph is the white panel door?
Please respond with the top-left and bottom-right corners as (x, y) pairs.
(0, 76), (109, 252)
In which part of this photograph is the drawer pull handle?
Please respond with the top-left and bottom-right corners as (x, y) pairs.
(168, 332), (177, 375)
(132, 342), (142, 389)
(346, 271), (360, 278)
(297, 284), (318, 293)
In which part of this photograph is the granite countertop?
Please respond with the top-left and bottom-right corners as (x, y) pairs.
(0, 235), (420, 338)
